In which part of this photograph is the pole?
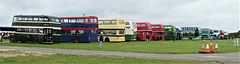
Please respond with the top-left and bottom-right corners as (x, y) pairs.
(237, 38), (239, 47)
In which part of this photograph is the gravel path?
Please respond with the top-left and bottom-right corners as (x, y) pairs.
(0, 46), (239, 64)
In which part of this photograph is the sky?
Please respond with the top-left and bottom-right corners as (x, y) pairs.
(0, 0), (239, 32)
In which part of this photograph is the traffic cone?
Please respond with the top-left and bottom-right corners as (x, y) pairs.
(199, 41), (205, 53)
(210, 40), (214, 53)
(215, 41), (219, 52)
(205, 42), (211, 53)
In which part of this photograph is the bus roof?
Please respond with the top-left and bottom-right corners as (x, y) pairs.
(99, 18), (124, 20)
(14, 15), (58, 18)
(136, 22), (151, 24)
(151, 24), (163, 26)
(59, 16), (98, 18)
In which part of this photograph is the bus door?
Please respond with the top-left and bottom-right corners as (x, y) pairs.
(142, 32), (146, 40)
(43, 28), (53, 42)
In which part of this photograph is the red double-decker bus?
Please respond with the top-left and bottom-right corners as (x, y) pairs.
(136, 22), (152, 41)
(151, 24), (165, 40)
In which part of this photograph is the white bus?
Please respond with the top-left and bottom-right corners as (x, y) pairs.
(125, 21), (137, 41)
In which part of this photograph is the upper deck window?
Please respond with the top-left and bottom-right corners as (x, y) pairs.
(119, 21), (124, 24)
(140, 24), (146, 27)
(165, 26), (172, 29)
(98, 20), (103, 24)
(90, 18), (94, 23)
(125, 22), (129, 25)
(112, 20), (117, 24)
(152, 26), (155, 28)
(132, 22), (137, 26)
(156, 26), (160, 28)
(104, 20), (111, 24)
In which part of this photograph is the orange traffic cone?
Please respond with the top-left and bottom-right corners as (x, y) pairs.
(215, 41), (219, 52)
(210, 40), (214, 53)
(205, 42), (211, 53)
(199, 41), (206, 53)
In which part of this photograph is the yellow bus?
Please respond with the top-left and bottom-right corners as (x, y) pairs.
(98, 18), (125, 42)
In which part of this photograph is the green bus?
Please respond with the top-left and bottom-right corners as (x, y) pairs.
(164, 25), (177, 40)
(125, 21), (137, 41)
(10, 15), (61, 44)
(201, 28), (210, 40)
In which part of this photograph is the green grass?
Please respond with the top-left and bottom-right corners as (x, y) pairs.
(0, 54), (214, 64)
(0, 39), (239, 54)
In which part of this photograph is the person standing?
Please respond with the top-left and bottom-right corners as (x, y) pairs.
(146, 33), (150, 43)
(99, 32), (104, 49)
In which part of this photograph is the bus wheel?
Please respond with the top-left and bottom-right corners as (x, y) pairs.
(10, 36), (16, 43)
(74, 37), (79, 43)
(35, 38), (41, 44)
(105, 37), (110, 42)
(152, 37), (155, 40)
(136, 37), (141, 41)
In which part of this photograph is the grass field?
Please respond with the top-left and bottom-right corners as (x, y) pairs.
(0, 50), (215, 64)
(0, 39), (239, 54)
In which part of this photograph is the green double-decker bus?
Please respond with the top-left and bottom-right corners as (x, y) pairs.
(10, 15), (61, 44)
(164, 25), (177, 40)
(201, 28), (210, 40)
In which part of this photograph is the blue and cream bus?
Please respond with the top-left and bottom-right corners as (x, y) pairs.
(59, 16), (98, 43)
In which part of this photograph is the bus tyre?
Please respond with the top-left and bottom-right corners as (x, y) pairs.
(136, 37), (141, 41)
(10, 36), (16, 43)
(35, 38), (41, 44)
(105, 37), (110, 42)
(74, 37), (79, 43)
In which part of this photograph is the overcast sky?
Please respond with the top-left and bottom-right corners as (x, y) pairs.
(0, 0), (239, 32)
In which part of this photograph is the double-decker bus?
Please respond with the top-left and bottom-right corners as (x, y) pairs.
(176, 27), (183, 40)
(125, 21), (137, 41)
(59, 16), (98, 43)
(201, 28), (211, 40)
(223, 31), (228, 39)
(10, 15), (61, 43)
(151, 24), (164, 40)
(211, 30), (220, 40)
(164, 25), (176, 40)
(136, 22), (152, 41)
(181, 27), (201, 40)
(98, 19), (125, 42)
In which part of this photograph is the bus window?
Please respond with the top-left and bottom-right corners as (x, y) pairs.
(93, 18), (97, 23)
(125, 22), (130, 25)
(156, 29), (159, 31)
(119, 21), (124, 24)
(137, 24), (141, 27)
(76, 30), (84, 35)
(90, 18), (94, 23)
(141, 24), (146, 27)
(98, 20), (103, 24)
(152, 33), (155, 35)
(112, 20), (117, 24)
(42, 17), (48, 21)
(69, 19), (76, 23)
(152, 26), (155, 28)
(92, 30), (97, 33)
(104, 20), (111, 24)
(63, 19), (69, 23)
(84, 18), (88, 23)
(156, 26), (160, 28)
(119, 30), (124, 34)
(33, 17), (39, 21)
(56, 19), (60, 22)
(77, 19), (84, 23)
